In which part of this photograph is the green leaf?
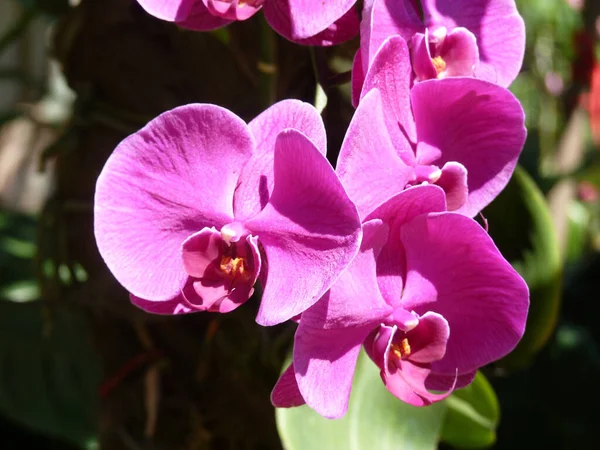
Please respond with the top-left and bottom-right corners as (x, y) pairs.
(314, 83), (328, 115)
(276, 351), (447, 450)
(0, 210), (40, 303)
(0, 302), (101, 446)
(483, 166), (562, 369)
(441, 372), (499, 449)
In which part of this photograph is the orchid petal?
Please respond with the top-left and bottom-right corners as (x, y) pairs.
(337, 89), (414, 220)
(361, 0), (423, 70)
(439, 27), (479, 78)
(436, 161), (468, 211)
(181, 233), (261, 313)
(294, 326), (366, 419)
(298, 219), (392, 330)
(412, 78), (526, 217)
(380, 324), (455, 406)
(286, 7), (360, 46)
(365, 185), (446, 308)
(384, 359), (455, 406)
(246, 130), (361, 326)
(271, 363), (306, 408)
(94, 104), (254, 301)
(405, 311), (449, 364)
(426, 370), (476, 391)
(137, 0), (232, 31)
(202, 0), (261, 21)
(291, 221), (395, 418)
(263, 0), (357, 43)
(351, 50), (365, 108)
(421, 0), (525, 86)
(181, 227), (222, 279)
(400, 213), (529, 375)
(361, 36), (417, 143)
(411, 33), (438, 81)
(234, 100), (326, 221)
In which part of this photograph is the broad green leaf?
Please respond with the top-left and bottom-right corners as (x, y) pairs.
(276, 351), (447, 450)
(484, 166), (562, 369)
(441, 372), (499, 449)
(0, 302), (101, 446)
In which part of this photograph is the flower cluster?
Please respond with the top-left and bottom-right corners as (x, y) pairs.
(136, 0), (360, 45)
(95, 0), (529, 419)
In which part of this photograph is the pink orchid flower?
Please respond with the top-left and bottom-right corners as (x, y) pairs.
(136, 0), (359, 46)
(356, 0), (525, 88)
(272, 185), (529, 418)
(94, 101), (361, 326)
(343, 36), (526, 218)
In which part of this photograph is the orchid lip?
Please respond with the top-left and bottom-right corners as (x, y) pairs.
(181, 227), (261, 312)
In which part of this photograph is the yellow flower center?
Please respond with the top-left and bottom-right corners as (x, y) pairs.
(219, 256), (250, 282)
(431, 56), (447, 76)
(390, 338), (412, 359)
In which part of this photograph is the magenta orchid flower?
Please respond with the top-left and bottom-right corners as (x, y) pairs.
(342, 36), (526, 218)
(357, 0), (525, 88)
(94, 101), (362, 326)
(136, 0), (359, 46)
(272, 185), (529, 418)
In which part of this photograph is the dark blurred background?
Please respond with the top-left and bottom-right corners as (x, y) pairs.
(0, 0), (599, 449)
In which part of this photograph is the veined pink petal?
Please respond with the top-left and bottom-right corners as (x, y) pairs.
(293, 220), (392, 418)
(411, 33), (438, 81)
(181, 232), (261, 313)
(202, 0), (262, 21)
(271, 364), (306, 408)
(246, 130), (361, 326)
(361, 0), (423, 70)
(436, 161), (468, 211)
(421, 0), (525, 86)
(287, 7), (360, 46)
(400, 213), (529, 375)
(137, 0), (197, 21)
(438, 27), (479, 78)
(365, 185), (446, 308)
(234, 100), (326, 221)
(337, 89), (414, 220)
(426, 370), (476, 391)
(264, 0), (357, 43)
(404, 311), (449, 364)
(181, 227), (222, 279)
(351, 50), (364, 108)
(376, 324), (455, 406)
(249, 100), (327, 156)
(299, 220), (391, 329)
(361, 36), (417, 143)
(294, 327), (366, 419)
(95, 105), (254, 301)
(137, 0), (231, 31)
(384, 359), (455, 406)
(412, 78), (526, 217)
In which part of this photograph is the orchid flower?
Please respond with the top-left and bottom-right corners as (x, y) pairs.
(343, 36), (526, 218)
(272, 185), (529, 418)
(357, 0), (525, 88)
(94, 101), (361, 326)
(136, 0), (359, 46)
